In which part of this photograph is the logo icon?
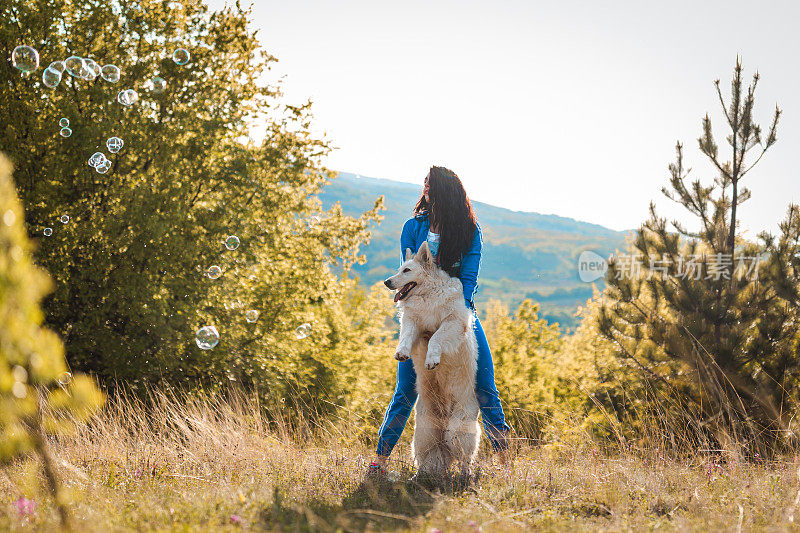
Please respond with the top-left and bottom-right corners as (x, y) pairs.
(578, 250), (608, 283)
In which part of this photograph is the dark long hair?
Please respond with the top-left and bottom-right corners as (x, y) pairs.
(414, 166), (478, 273)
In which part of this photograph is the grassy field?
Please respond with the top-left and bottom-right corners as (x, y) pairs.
(2, 391), (799, 532)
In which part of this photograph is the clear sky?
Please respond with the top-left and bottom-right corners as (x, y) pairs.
(207, 0), (799, 234)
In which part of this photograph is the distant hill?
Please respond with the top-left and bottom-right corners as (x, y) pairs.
(318, 172), (630, 329)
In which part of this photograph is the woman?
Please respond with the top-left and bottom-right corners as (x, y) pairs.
(369, 166), (512, 474)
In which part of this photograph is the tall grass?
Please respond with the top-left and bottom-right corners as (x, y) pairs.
(2, 387), (800, 531)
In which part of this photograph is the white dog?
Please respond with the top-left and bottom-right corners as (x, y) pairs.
(384, 241), (481, 478)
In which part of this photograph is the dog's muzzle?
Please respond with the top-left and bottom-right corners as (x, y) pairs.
(392, 282), (417, 302)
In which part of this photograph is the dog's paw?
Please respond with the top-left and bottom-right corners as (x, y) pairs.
(425, 354), (440, 370)
(394, 349), (410, 362)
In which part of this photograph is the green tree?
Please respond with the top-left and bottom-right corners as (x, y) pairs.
(322, 281), (399, 445)
(0, 154), (103, 529)
(0, 0), (382, 403)
(557, 292), (684, 450)
(597, 59), (797, 454)
(482, 299), (562, 443)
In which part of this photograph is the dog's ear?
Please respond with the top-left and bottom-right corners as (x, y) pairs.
(404, 248), (413, 261)
(415, 241), (433, 265)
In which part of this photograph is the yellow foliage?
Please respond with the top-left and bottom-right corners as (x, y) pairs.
(482, 299), (562, 441)
(0, 153), (103, 524)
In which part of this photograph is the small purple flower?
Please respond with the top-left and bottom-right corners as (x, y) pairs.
(705, 462), (724, 476)
(15, 497), (37, 517)
(230, 514), (242, 525)
(133, 468), (143, 479)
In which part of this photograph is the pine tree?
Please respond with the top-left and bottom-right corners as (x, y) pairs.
(597, 59), (796, 454)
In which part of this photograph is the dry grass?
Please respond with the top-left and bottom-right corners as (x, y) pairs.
(2, 389), (800, 532)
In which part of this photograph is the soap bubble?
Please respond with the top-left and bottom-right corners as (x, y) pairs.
(65, 56), (89, 78)
(245, 310), (259, 323)
(43, 227), (53, 236)
(60, 214), (69, 224)
(88, 152), (107, 167)
(83, 58), (101, 80)
(42, 66), (62, 88)
(59, 127), (72, 137)
(206, 265), (222, 279)
(172, 48), (190, 65)
(12, 366), (26, 382)
(117, 88), (138, 106)
(95, 159), (112, 174)
(151, 76), (166, 94)
(100, 64), (120, 83)
(59, 118), (69, 128)
(12, 382), (26, 399)
(57, 372), (73, 386)
(12, 45), (39, 73)
(48, 60), (66, 74)
(294, 323), (311, 340)
(195, 325), (220, 350)
(225, 235), (240, 250)
(106, 136), (124, 153)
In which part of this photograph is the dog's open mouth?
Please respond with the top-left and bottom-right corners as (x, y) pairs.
(394, 282), (417, 302)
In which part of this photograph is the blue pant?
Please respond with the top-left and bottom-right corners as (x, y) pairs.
(376, 315), (511, 456)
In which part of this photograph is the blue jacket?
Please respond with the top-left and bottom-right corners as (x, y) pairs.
(400, 212), (482, 309)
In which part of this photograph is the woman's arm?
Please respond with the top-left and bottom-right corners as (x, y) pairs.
(400, 218), (416, 265)
(459, 224), (482, 309)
